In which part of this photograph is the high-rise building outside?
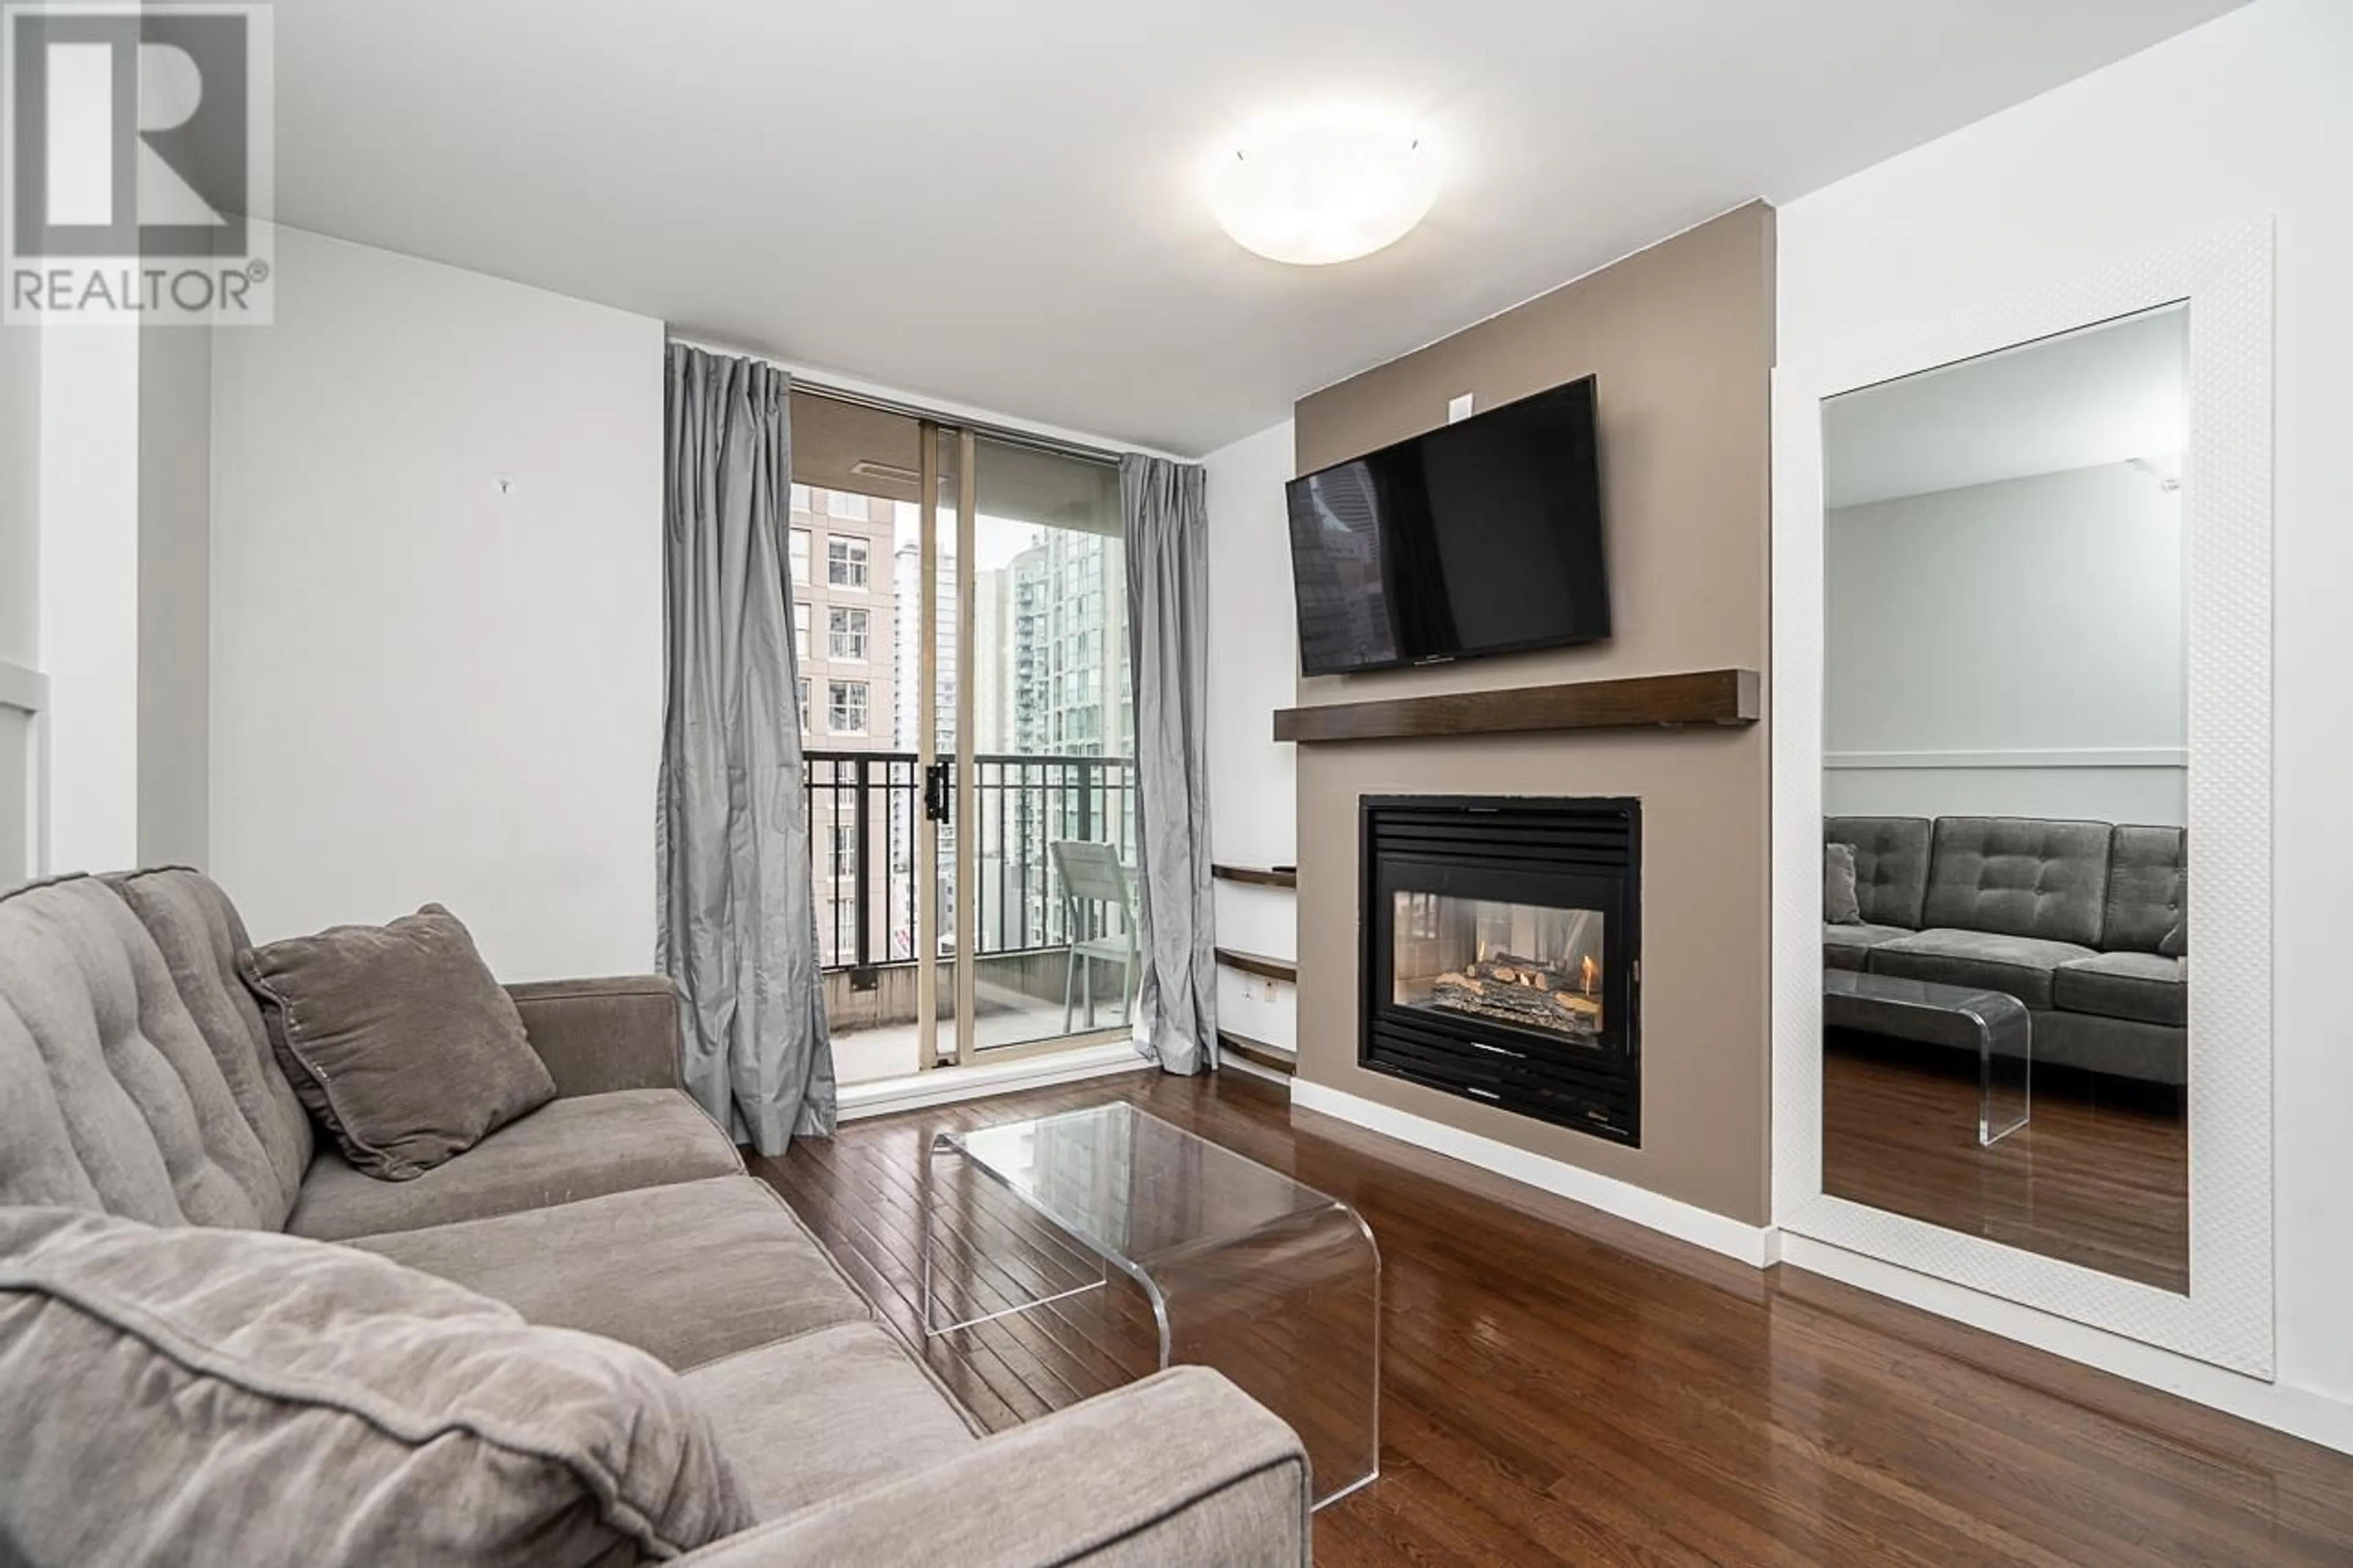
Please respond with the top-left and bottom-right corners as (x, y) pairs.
(795, 486), (1132, 980)
(791, 485), (898, 968)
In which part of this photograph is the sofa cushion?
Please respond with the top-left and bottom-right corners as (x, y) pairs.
(107, 868), (313, 1226)
(1825, 816), (1931, 929)
(0, 1206), (752, 1567)
(241, 904), (557, 1181)
(0, 875), (285, 1228)
(2101, 826), (2186, 955)
(506, 975), (684, 1097)
(2053, 951), (2186, 1028)
(1921, 816), (2112, 946)
(287, 1088), (742, 1241)
(349, 1175), (872, 1371)
(1824, 843), (1863, 925)
(684, 1321), (981, 1520)
(1866, 928), (2095, 1010)
(1823, 922), (1912, 972)
(2036, 1010), (2188, 1087)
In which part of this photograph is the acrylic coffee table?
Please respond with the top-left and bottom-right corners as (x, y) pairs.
(1823, 968), (2031, 1145)
(922, 1102), (1381, 1508)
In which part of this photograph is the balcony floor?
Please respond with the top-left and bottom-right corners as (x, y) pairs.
(832, 979), (1134, 1084)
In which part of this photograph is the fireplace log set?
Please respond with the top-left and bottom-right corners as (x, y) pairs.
(1430, 953), (1602, 1039)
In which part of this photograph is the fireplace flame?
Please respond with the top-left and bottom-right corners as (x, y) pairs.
(1580, 954), (1599, 996)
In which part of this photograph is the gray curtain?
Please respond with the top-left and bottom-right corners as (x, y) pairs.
(657, 345), (837, 1152)
(1122, 454), (1217, 1074)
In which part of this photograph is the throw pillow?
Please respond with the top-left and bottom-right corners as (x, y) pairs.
(240, 904), (555, 1181)
(0, 1206), (752, 1566)
(1824, 843), (1863, 926)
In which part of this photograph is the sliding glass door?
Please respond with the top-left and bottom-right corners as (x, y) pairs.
(957, 434), (1134, 1060)
(793, 393), (1132, 1081)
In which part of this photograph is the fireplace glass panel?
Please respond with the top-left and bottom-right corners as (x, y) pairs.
(1392, 892), (1605, 1042)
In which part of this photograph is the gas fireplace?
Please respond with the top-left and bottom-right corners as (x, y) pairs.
(1362, 797), (1640, 1143)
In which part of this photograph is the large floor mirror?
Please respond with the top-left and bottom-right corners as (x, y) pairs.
(1819, 304), (2189, 1290)
(1773, 226), (2273, 1375)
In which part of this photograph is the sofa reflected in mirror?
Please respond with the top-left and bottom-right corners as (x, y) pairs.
(1819, 813), (2189, 1292)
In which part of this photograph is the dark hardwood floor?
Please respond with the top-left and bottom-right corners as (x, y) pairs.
(1823, 1033), (2189, 1292)
(748, 1071), (2353, 1566)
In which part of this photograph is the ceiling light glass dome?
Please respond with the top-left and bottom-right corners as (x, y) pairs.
(1211, 115), (1438, 266)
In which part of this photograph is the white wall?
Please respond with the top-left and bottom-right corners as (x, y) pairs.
(210, 227), (664, 979)
(1204, 419), (1298, 1050)
(1825, 462), (2184, 824)
(0, 327), (36, 672)
(39, 327), (142, 873)
(1779, 0), (2353, 1434)
(0, 322), (39, 882)
(138, 322), (213, 868)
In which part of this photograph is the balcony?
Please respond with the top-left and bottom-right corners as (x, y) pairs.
(803, 749), (1139, 1077)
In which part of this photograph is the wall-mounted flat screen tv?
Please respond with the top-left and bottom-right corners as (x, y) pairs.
(1284, 377), (1608, 677)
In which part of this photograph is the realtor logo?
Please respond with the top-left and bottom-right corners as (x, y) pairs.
(2, 1), (273, 324)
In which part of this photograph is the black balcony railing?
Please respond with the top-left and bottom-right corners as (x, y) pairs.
(803, 749), (1138, 972)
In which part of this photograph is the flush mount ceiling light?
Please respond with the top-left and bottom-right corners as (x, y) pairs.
(1211, 113), (1438, 266)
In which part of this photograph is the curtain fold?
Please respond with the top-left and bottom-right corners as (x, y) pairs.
(656, 344), (837, 1152)
(1122, 453), (1218, 1074)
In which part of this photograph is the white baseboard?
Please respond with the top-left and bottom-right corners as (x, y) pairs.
(1289, 1078), (1778, 1268)
(1781, 1234), (2353, 1457)
(838, 1043), (1150, 1121)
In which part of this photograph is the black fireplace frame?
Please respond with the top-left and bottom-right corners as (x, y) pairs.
(1359, 795), (1642, 1145)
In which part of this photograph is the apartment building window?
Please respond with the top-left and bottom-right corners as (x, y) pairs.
(827, 680), (868, 735)
(794, 602), (809, 660)
(797, 678), (809, 731)
(827, 606), (868, 661)
(828, 822), (855, 879)
(789, 528), (811, 586)
(827, 490), (868, 520)
(828, 537), (868, 589)
(789, 483), (812, 514)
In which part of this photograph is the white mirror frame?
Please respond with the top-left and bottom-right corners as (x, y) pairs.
(1771, 222), (2273, 1376)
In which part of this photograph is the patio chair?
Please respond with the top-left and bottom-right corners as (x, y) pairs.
(1051, 839), (1138, 1032)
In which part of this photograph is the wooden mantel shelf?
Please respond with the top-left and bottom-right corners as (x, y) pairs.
(1273, 668), (1759, 746)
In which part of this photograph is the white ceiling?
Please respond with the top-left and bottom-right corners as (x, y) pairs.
(261, 0), (2248, 455)
(1823, 305), (2188, 510)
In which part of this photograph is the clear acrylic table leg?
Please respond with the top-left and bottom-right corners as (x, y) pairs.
(1968, 993), (2031, 1146)
(1142, 1205), (1382, 1509)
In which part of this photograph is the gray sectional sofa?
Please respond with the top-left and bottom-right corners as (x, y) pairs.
(1824, 816), (2187, 1086)
(0, 868), (1309, 1564)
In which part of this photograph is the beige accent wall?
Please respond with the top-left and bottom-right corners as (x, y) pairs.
(1290, 202), (1775, 1223)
